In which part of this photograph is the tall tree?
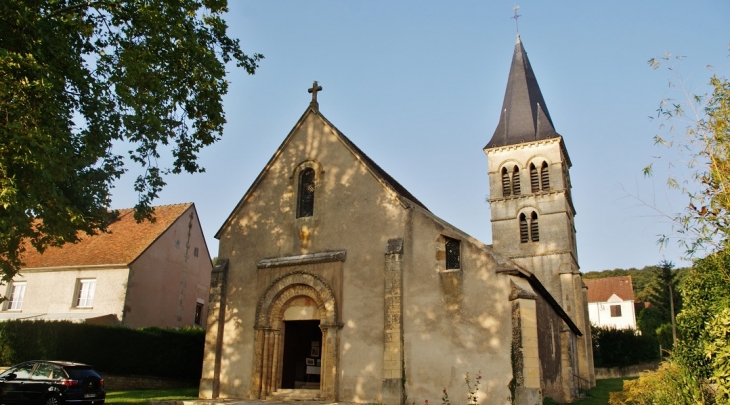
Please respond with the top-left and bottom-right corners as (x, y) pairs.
(0, 1), (262, 281)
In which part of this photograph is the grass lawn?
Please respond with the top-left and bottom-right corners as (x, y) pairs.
(569, 378), (629, 405)
(105, 387), (199, 404)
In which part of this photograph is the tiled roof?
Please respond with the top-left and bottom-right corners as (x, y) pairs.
(584, 276), (635, 303)
(21, 203), (193, 268)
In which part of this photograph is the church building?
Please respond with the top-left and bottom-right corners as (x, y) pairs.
(199, 35), (594, 405)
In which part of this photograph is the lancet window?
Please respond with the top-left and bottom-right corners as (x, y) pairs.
(501, 165), (522, 197)
(519, 211), (540, 243)
(297, 168), (315, 218)
(540, 161), (550, 191)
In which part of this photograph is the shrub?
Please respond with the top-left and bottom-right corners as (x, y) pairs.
(608, 361), (713, 405)
(0, 320), (205, 380)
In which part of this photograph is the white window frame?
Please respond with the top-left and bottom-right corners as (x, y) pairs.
(6, 282), (26, 311)
(76, 279), (96, 308)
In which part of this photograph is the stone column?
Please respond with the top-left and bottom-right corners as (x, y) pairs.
(382, 238), (404, 405)
(509, 278), (541, 405)
(560, 330), (576, 402)
(250, 328), (265, 399)
(320, 324), (341, 401)
(582, 284), (596, 386)
(199, 259), (228, 399)
(270, 330), (281, 393)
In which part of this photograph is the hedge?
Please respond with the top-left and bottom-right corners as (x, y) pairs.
(592, 324), (660, 368)
(0, 320), (205, 380)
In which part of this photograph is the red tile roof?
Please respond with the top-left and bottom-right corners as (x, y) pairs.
(584, 276), (635, 303)
(21, 203), (193, 268)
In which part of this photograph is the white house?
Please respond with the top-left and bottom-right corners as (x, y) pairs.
(2, 203), (213, 328)
(584, 276), (637, 330)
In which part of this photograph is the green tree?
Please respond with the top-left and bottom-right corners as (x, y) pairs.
(0, 1), (262, 281)
(614, 53), (730, 404)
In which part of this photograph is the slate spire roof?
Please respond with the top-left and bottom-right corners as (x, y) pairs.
(485, 34), (560, 149)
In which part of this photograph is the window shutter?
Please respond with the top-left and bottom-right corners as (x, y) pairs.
(530, 212), (539, 242)
(541, 161), (550, 191)
(519, 213), (528, 243)
(512, 166), (521, 195)
(530, 163), (539, 192)
(501, 167), (511, 197)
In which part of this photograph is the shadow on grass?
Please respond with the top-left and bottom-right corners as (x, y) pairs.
(566, 378), (633, 405)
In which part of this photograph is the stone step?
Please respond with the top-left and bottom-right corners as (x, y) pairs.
(268, 388), (321, 400)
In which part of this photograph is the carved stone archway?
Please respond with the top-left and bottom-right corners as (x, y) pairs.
(251, 271), (340, 401)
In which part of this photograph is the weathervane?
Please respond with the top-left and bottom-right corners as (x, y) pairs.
(511, 5), (521, 34)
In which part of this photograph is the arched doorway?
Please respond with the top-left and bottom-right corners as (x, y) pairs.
(252, 271), (340, 401)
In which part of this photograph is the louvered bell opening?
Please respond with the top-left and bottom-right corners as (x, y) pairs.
(519, 214), (528, 243)
(541, 162), (550, 191)
(445, 238), (460, 270)
(501, 168), (511, 197)
(297, 168), (315, 218)
(530, 212), (539, 242)
(530, 164), (539, 193)
(512, 166), (521, 195)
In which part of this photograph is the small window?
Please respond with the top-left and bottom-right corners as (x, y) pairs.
(76, 279), (96, 308)
(445, 238), (460, 270)
(610, 305), (622, 317)
(519, 213), (529, 243)
(512, 166), (521, 195)
(530, 212), (539, 242)
(297, 168), (315, 218)
(194, 247), (199, 257)
(501, 167), (511, 197)
(194, 302), (204, 326)
(31, 363), (55, 380)
(540, 161), (550, 191)
(530, 163), (539, 192)
(6, 282), (26, 310)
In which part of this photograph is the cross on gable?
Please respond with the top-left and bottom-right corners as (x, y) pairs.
(308, 81), (323, 110)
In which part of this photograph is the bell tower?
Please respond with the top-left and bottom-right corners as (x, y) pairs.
(484, 34), (594, 388)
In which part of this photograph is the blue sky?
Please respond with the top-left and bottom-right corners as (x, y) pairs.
(111, 1), (730, 272)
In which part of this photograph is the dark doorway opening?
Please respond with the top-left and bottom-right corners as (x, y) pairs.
(281, 320), (322, 389)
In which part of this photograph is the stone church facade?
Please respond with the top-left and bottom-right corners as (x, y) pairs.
(199, 36), (594, 404)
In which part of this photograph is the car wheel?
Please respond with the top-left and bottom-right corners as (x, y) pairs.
(45, 396), (61, 405)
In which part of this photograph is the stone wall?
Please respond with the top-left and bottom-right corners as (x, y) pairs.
(594, 362), (660, 380)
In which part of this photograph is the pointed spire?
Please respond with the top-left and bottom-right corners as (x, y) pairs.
(485, 35), (559, 149)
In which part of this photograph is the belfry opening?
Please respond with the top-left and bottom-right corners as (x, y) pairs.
(281, 320), (322, 389)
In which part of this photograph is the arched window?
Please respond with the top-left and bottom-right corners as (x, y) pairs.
(297, 168), (315, 218)
(501, 167), (511, 197)
(519, 213), (529, 243)
(530, 163), (539, 192)
(512, 166), (521, 195)
(530, 212), (539, 242)
(540, 161), (550, 191)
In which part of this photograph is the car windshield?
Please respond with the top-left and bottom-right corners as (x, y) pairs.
(64, 367), (101, 380)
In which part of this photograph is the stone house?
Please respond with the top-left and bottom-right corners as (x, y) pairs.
(200, 35), (594, 404)
(584, 276), (637, 330)
(2, 203), (213, 328)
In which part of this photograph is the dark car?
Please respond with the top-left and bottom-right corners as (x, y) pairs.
(0, 361), (105, 405)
